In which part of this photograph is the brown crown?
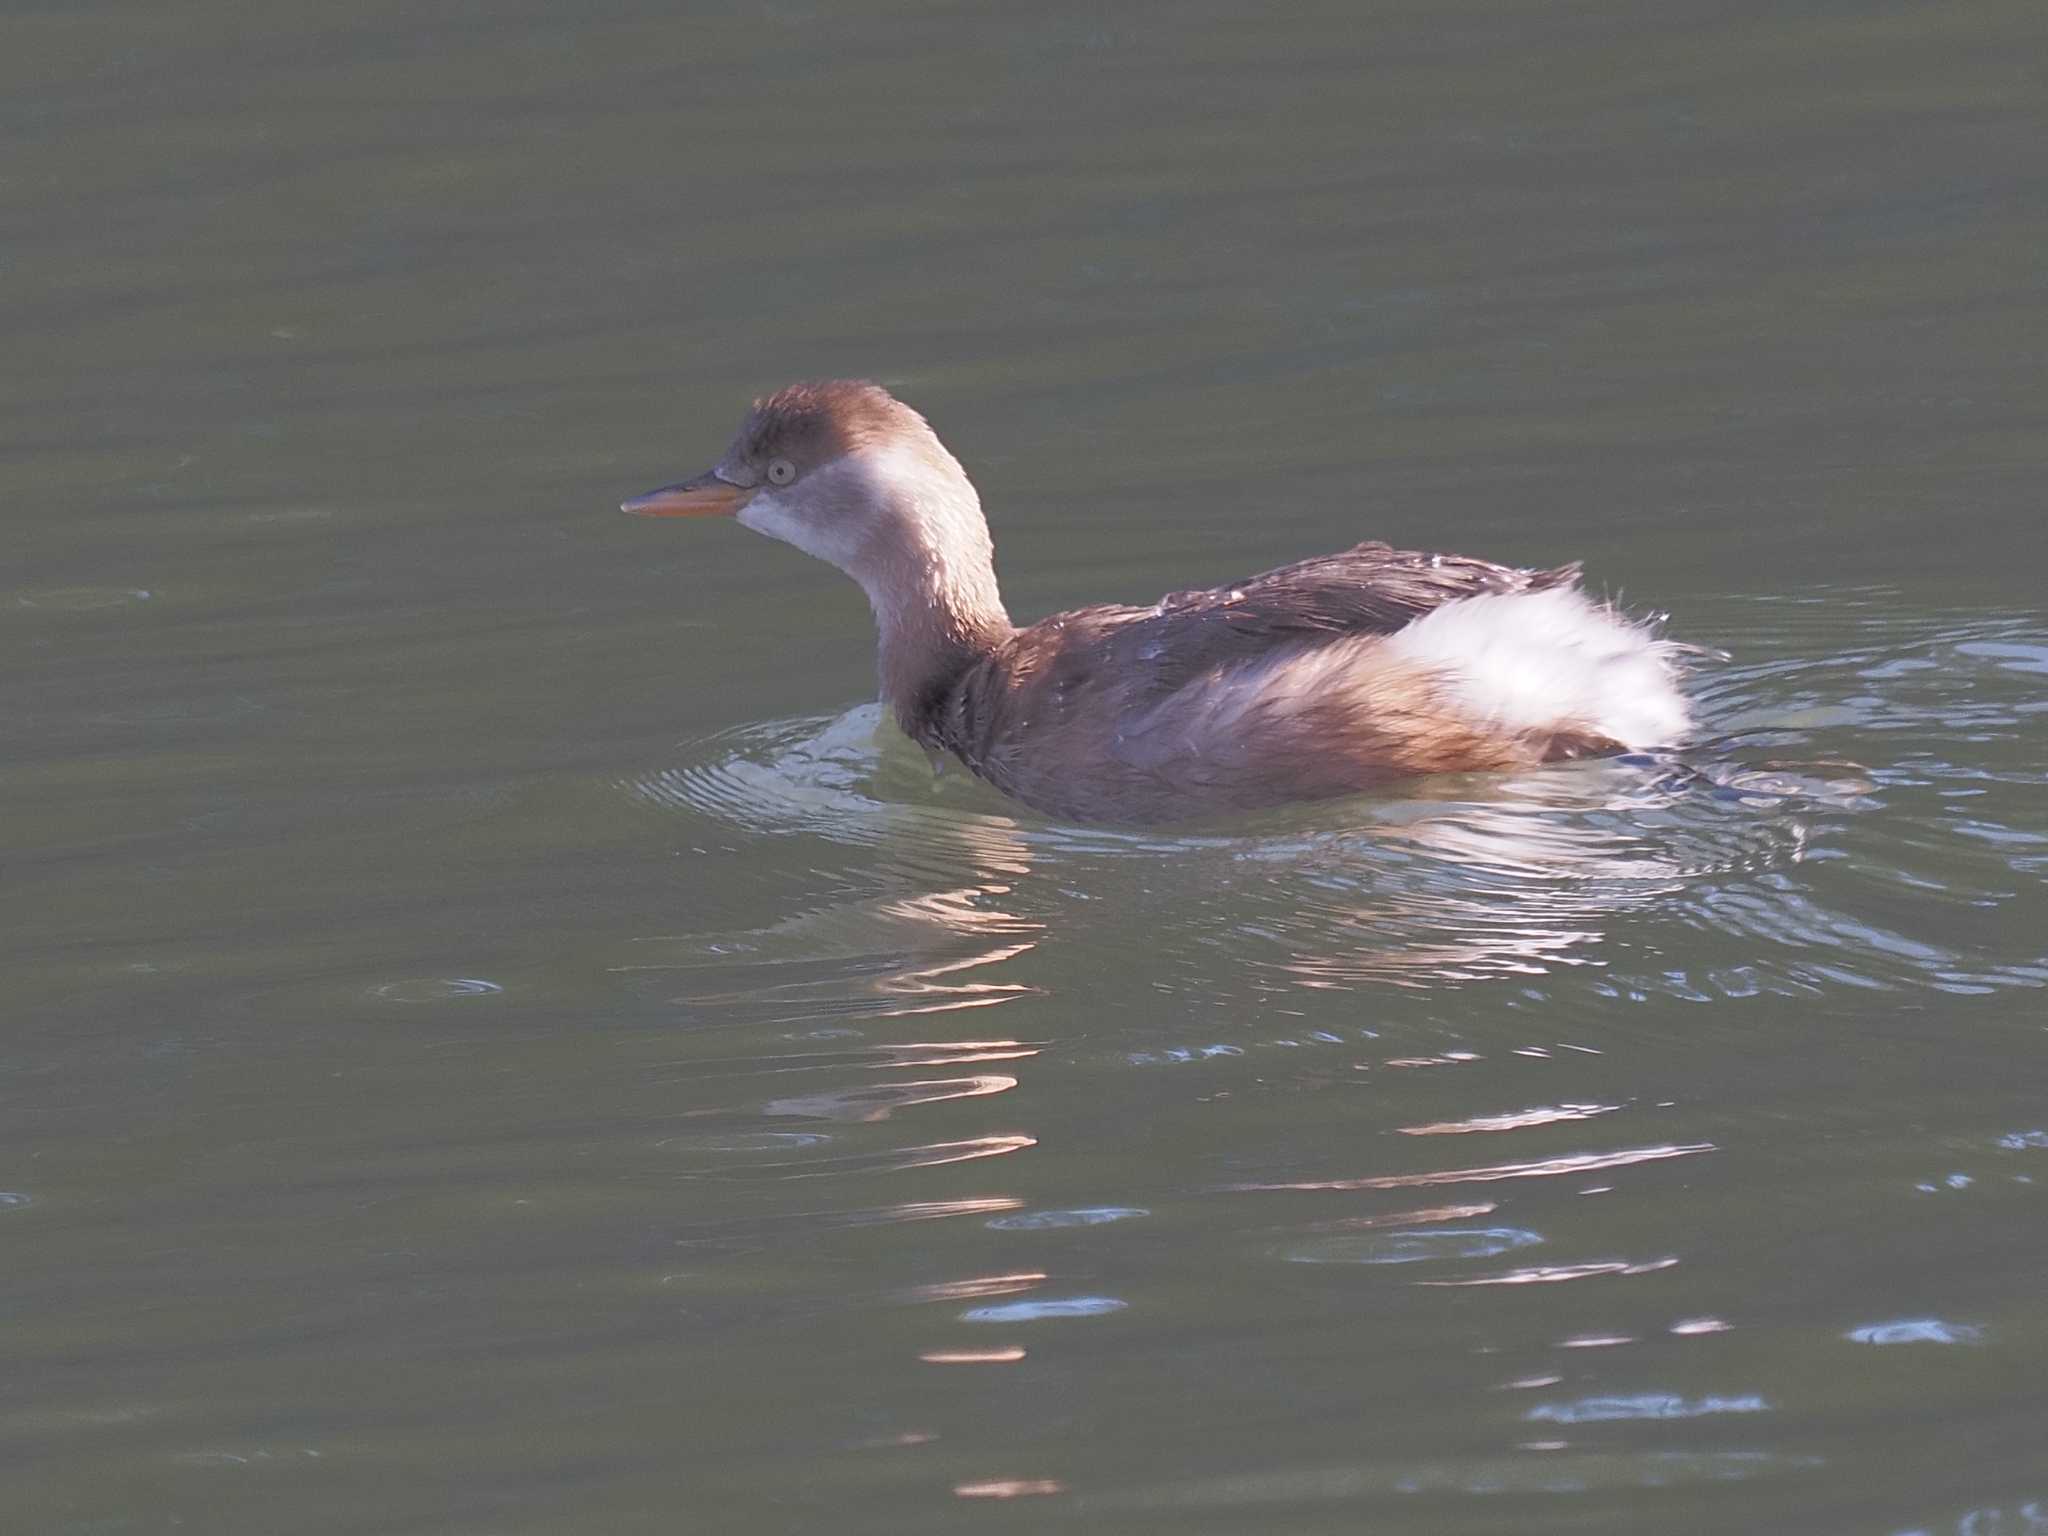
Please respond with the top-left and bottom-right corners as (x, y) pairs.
(737, 379), (930, 464)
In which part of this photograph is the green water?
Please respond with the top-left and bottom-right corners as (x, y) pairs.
(6, 3), (2047, 1532)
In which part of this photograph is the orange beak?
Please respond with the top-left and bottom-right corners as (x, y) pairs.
(620, 470), (753, 518)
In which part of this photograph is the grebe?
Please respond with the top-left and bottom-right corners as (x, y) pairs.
(623, 381), (1693, 826)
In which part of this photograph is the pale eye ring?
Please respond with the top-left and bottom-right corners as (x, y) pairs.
(766, 458), (796, 486)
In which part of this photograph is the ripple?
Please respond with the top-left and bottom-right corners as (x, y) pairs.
(1526, 1393), (1769, 1423)
(621, 602), (2048, 1004)
(663, 1040), (1041, 1081)
(1847, 1319), (1985, 1346)
(762, 1074), (1016, 1122)
(650, 1130), (833, 1155)
(954, 1479), (1065, 1499)
(1097, 1448), (1818, 1507)
(624, 705), (1032, 871)
(685, 1134), (1035, 1182)
(921, 1347), (1027, 1364)
(903, 1272), (1045, 1305)
(612, 890), (1041, 1026)
(961, 1296), (1127, 1323)
(986, 1206), (1148, 1230)
(14, 586), (152, 610)
(85, 692), (271, 731)
(673, 1197), (1021, 1246)
(1306, 1202), (1500, 1231)
(1418, 1256), (1677, 1287)
(1398, 1104), (1617, 1136)
(621, 705), (1797, 1006)
(1893, 1500), (2048, 1536)
(368, 977), (503, 1002)
(1282, 1227), (1543, 1265)
(1954, 639), (2048, 675)
(1227, 1142), (1716, 1192)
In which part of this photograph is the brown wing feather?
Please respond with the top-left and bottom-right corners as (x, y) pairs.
(933, 542), (1580, 801)
(1138, 541), (1579, 675)
(1003, 542), (1576, 696)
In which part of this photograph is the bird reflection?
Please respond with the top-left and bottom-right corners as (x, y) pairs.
(615, 802), (1044, 1024)
(638, 694), (1854, 1000)
(1242, 772), (1706, 990)
(763, 1073), (1017, 1123)
(619, 811), (1049, 1187)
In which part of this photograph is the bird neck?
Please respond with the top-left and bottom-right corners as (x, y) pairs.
(850, 473), (1012, 746)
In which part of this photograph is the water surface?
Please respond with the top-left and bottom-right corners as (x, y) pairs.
(6, 2), (2047, 1532)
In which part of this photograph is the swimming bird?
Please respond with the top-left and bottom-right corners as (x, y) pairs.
(623, 381), (1693, 826)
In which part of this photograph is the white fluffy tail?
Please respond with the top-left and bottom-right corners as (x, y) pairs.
(1384, 586), (1692, 748)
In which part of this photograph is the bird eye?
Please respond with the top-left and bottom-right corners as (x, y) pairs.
(766, 458), (796, 486)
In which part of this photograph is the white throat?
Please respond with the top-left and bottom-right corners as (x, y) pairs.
(736, 444), (1006, 633)
(734, 443), (1011, 728)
